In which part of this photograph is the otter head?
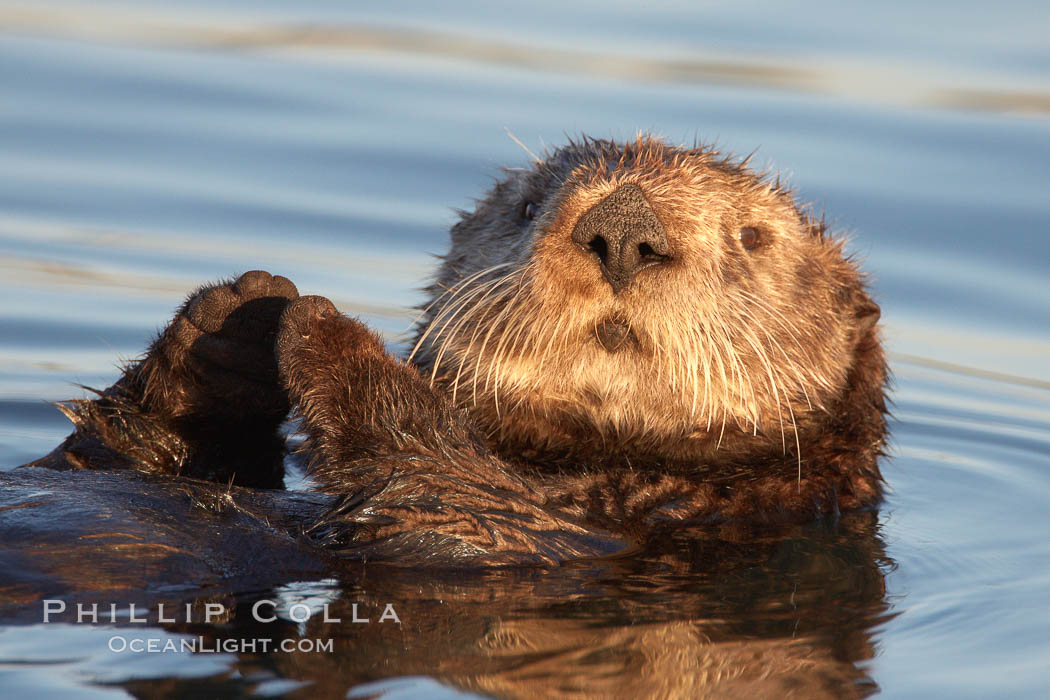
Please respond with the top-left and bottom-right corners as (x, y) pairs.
(412, 136), (884, 470)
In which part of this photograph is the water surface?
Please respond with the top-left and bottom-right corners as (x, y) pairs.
(1, 1), (1048, 697)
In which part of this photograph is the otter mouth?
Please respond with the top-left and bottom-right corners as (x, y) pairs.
(594, 317), (637, 353)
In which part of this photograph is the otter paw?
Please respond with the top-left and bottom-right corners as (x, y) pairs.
(276, 295), (341, 348)
(275, 296), (385, 397)
(146, 270), (299, 423)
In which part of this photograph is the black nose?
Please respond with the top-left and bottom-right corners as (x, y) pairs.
(570, 183), (671, 293)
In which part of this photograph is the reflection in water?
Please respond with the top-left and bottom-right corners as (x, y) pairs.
(8, 513), (890, 699)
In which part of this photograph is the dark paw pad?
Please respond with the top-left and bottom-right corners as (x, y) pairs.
(147, 271), (300, 421)
(184, 270), (298, 339)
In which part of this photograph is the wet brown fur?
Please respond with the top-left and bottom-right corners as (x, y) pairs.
(19, 135), (889, 566)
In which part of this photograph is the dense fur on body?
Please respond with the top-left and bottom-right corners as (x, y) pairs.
(16, 135), (888, 566)
(275, 296), (619, 564)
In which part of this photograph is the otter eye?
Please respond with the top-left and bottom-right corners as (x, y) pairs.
(739, 226), (761, 250)
(522, 201), (538, 221)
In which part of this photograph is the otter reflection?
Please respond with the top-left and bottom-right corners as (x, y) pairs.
(112, 513), (890, 699)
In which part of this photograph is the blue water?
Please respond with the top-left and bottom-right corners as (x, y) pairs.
(1, 1), (1048, 697)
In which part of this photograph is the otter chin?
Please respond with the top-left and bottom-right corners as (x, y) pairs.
(412, 135), (887, 500)
(595, 317), (634, 352)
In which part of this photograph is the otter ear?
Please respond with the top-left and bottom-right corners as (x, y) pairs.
(855, 300), (881, 334)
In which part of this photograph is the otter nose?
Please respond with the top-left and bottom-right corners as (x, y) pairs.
(570, 183), (670, 293)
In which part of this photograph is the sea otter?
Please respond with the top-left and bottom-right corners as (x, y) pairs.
(6, 136), (887, 576)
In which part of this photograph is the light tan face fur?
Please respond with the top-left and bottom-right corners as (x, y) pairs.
(412, 137), (870, 464)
